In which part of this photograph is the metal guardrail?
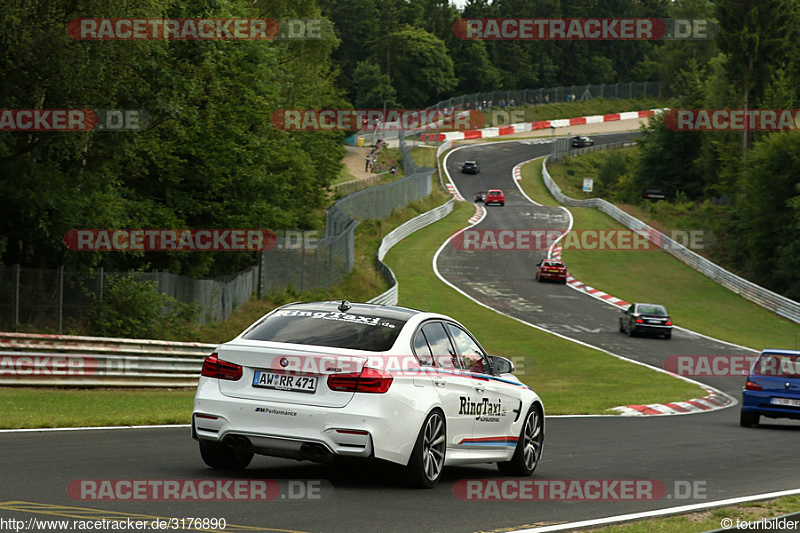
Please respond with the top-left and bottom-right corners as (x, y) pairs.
(368, 199), (456, 306)
(368, 136), (458, 306)
(0, 332), (215, 387)
(541, 158), (800, 324)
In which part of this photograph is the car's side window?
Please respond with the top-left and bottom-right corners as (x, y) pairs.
(446, 323), (488, 374)
(412, 329), (434, 366)
(420, 322), (457, 369)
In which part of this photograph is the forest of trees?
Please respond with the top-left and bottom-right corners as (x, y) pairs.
(1, 0), (798, 299)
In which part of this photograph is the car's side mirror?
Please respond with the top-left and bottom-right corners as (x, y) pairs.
(490, 355), (515, 374)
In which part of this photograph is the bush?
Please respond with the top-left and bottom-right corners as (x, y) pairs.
(88, 274), (199, 339)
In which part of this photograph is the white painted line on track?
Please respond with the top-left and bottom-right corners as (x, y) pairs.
(507, 487), (800, 532)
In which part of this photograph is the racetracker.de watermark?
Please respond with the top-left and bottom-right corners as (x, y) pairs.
(271, 109), (482, 132)
(0, 109), (150, 132)
(664, 109), (800, 131)
(64, 229), (278, 251)
(448, 229), (711, 251)
(664, 355), (758, 377)
(63, 229), (319, 252)
(452, 18), (716, 40)
(453, 479), (707, 500)
(67, 18), (330, 40)
(67, 479), (330, 500)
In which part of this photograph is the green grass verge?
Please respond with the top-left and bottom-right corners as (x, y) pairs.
(519, 158), (800, 351)
(0, 388), (195, 429)
(582, 495), (800, 532)
(383, 201), (703, 415)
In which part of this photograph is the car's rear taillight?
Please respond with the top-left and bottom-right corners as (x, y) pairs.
(328, 367), (393, 393)
(201, 353), (243, 381)
(635, 318), (644, 324)
(665, 320), (673, 326)
(744, 380), (762, 391)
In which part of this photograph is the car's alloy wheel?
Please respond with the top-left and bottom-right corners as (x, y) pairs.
(497, 406), (544, 476)
(407, 410), (446, 488)
(199, 440), (254, 471)
(740, 410), (760, 428)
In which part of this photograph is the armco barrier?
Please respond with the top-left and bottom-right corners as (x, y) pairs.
(541, 158), (800, 324)
(0, 332), (215, 387)
(368, 137), (458, 306)
(368, 199), (455, 306)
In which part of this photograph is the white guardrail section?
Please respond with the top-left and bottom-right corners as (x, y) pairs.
(367, 198), (455, 306)
(541, 157), (800, 324)
(368, 140), (457, 306)
(0, 332), (216, 387)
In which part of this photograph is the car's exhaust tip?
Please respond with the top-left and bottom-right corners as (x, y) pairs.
(223, 435), (254, 453)
(300, 442), (335, 463)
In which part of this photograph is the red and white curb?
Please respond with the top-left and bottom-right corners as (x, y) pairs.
(429, 108), (663, 143)
(610, 388), (733, 416)
(549, 245), (631, 308)
(468, 205), (485, 224)
(445, 183), (464, 201)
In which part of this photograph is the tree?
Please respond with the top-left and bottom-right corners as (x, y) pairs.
(375, 25), (456, 108)
(353, 61), (400, 109)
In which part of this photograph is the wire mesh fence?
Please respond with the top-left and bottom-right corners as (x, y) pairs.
(430, 82), (661, 112)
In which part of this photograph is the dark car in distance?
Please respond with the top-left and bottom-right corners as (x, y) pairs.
(619, 303), (672, 339)
(461, 161), (480, 174)
(571, 136), (594, 148)
(474, 191), (486, 203)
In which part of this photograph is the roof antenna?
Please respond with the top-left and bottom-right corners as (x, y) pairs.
(338, 300), (351, 312)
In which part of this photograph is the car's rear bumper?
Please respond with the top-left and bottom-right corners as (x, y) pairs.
(538, 272), (566, 280)
(631, 324), (672, 335)
(193, 379), (429, 466)
(741, 392), (800, 420)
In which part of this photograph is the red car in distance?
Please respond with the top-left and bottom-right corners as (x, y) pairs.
(535, 258), (568, 284)
(485, 189), (505, 206)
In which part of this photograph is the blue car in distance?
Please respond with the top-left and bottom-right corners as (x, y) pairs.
(740, 349), (800, 427)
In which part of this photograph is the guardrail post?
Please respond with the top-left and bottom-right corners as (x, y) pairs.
(14, 264), (20, 331)
(58, 265), (64, 333)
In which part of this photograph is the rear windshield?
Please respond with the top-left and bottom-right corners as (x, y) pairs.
(637, 305), (667, 315)
(753, 353), (800, 377)
(242, 309), (406, 351)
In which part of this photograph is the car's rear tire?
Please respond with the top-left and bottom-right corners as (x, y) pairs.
(626, 326), (635, 337)
(663, 331), (672, 340)
(740, 410), (760, 428)
(406, 410), (446, 488)
(199, 440), (253, 471)
(618, 320), (625, 333)
(561, 279), (567, 284)
(500, 202), (505, 206)
(498, 405), (544, 477)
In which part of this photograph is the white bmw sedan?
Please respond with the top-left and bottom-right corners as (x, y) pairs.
(192, 300), (545, 488)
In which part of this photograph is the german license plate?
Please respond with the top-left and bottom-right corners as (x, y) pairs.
(646, 319), (662, 324)
(771, 397), (800, 407)
(253, 371), (317, 393)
